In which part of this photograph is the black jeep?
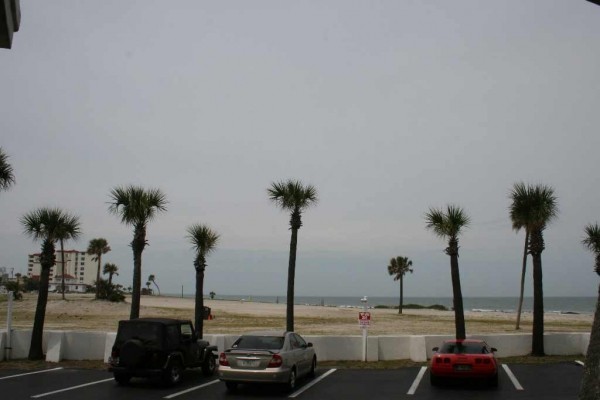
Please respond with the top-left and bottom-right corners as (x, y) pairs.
(109, 318), (218, 385)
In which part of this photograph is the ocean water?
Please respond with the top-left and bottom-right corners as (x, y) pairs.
(191, 295), (597, 314)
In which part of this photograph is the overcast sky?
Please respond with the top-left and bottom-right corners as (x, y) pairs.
(1, 1), (599, 299)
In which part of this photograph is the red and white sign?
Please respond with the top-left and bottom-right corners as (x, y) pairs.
(358, 312), (371, 327)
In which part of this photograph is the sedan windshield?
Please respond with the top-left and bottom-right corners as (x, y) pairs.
(232, 336), (284, 350)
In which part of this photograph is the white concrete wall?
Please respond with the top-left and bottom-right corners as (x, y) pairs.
(0, 330), (592, 363)
(0, 331), (5, 361)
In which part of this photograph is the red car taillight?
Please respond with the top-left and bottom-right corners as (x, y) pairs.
(219, 352), (229, 366)
(267, 354), (283, 368)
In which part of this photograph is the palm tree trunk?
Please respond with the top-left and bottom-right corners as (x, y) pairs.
(450, 254), (466, 340)
(108, 272), (113, 286)
(516, 230), (529, 330)
(153, 281), (161, 296)
(60, 239), (66, 300)
(531, 252), (545, 355)
(579, 282), (600, 400)
(29, 239), (53, 360)
(399, 276), (403, 314)
(95, 254), (102, 300)
(286, 227), (299, 332)
(130, 227), (146, 320)
(130, 249), (142, 319)
(195, 268), (205, 339)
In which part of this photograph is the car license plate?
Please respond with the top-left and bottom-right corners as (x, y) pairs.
(238, 360), (260, 367)
(454, 364), (472, 371)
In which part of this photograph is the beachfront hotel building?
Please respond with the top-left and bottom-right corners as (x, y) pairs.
(27, 250), (97, 293)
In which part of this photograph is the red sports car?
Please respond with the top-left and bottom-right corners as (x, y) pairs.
(429, 339), (498, 387)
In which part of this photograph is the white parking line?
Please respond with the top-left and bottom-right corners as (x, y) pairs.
(0, 367), (63, 381)
(502, 364), (524, 391)
(289, 369), (337, 398)
(407, 366), (427, 395)
(163, 380), (220, 399)
(575, 360), (585, 367)
(31, 378), (114, 398)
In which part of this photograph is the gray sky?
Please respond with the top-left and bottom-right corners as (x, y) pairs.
(1, 1), (599, 299)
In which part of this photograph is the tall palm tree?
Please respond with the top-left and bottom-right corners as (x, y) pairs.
(579, 223), (600, 400)
(108, 185), (167, 319)
(425, 205), (470, 340)
(87, 238), (111, 300)
(511, 183), (557, 356)
(268, 179), (318, 332)
(57, 215), (82, 299)
(510, 182), (531, 330)
(103, 262), (119, 286)
(187, 223), (219, 339)
(0, 147), (16, 193)
(21, 207), (81, 360)
(15, 272), (21, 290)
(387, 256), (413, 314)
(148, 274), (160, 296)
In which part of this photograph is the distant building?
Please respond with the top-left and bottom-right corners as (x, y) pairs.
(48, 274), (87, 293)
(27, 250), (97, 292)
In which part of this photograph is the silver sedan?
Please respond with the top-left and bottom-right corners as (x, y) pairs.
(218, 330), (317, 392)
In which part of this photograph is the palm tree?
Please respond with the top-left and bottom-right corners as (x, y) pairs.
(21, 207), (81, 360)
(108, 185), (167, 319)
(578, 223), (600, 400)
(187, 223), (220, 339)
(87, 238), (111, 300)
(56, 217), (82, 299)
(510, 182), (531, 330)
(145, 281), (151, 293)
(103, 263), (119, 286)
(511, 183), (558, 356)
(387, 256), (413, 314)
(425, 205), (470, 340)
(15, 272), (21, 292)
(268, 179), (318, 332)
(0, 147), (16, 193)
(148, 274), (160, 296)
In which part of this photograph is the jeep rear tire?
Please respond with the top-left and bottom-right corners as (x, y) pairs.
(163, 360), (183, 386)
(114, 372), (131, 385)
(201, 354), (216, 376)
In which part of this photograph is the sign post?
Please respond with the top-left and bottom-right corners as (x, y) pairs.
(359, 296), (370, 362)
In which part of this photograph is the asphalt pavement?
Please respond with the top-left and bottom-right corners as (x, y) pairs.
(0, 362), (584, 400)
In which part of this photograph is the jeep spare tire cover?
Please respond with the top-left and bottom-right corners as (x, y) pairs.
(120, 339), (145, 367)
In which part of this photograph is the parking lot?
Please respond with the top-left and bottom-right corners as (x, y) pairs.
(0, 362), (583, 400)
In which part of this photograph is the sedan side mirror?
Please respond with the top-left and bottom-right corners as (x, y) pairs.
(307, 343), (313, 348)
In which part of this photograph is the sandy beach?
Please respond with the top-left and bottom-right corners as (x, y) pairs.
(0, 293), (593, 336)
